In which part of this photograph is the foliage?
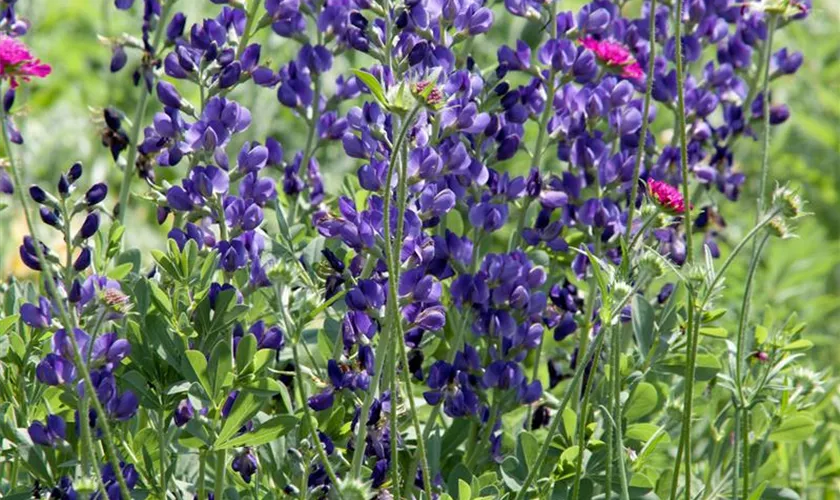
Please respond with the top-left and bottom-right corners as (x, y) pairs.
(1, 0), (838, 499)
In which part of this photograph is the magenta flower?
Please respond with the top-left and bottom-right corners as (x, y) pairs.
(648, 179), (688, 215)
(580, 37), (643, 80)
(0, 36), (51, 88)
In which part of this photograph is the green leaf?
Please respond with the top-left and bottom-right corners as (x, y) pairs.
(149, 281), (173, 316)
(235, 334), (258, 375)
(252, 349), (275, 375)
(624, 382), (658, 421)
(769, 414), (816, 443)
(208, 341), (233, 398)
(215, 391), (262, 447)
(754, 325), (769, 345)
(351, 70), (388, 108)
(517, 431), (539, 471)
(107, 262), (134, 281)
(632, 295), (655, 356)
(214, 415), (298, 450)
(780, 339), (813, 351)
(185, 350), (212, 396)
(458, 479), (472, 500)
(0, 315), (19, 336)
(625, 423), (664, 443)
(658, 353), (721, 380)
(698, 326), (728, 338)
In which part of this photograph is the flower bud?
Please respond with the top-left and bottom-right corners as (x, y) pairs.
(772, 185), (804, 218)
(78, 212), (100, 239)
(166, 12), (186, 42)
(110, 45), (127, 73)
(68, 161), (83, 182)
(73, 247), (92, 271)
(156, 81), (183, 109)
(3, 89), (14, 112)
(39, 207), (61, 228)
(767, 216), (791, 238)
(85, 183), (108, 206)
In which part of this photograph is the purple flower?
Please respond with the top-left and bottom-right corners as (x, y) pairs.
(28, 415), (66, 447)
(20, 296), (51, 328)
(174, 398), (194, 427)
(232, 448), (258, 483)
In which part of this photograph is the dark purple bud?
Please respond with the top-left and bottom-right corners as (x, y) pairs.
(156, 81), (183, 109)
(74, 247), (92, 271)
(114, 0), (134, 9)
(78, 212), (101, 239)
(39, 207), (61, 228)
(103, 108), (122, 131)
(219, 61), (242, 89)
(240, 44), (260, 72)
(3, 89), (14, 112)
(166, 12), (187, 42)
(29, 185), (48, 204)
(0, 169), (12, 194)
(308, 390), (334, 411)
(68, 162), (83, 182)
(769, 104), (790, 125)
(57, 175), (71, 197)
(110, 45), (127, 72)
(85, 183), (108, 205)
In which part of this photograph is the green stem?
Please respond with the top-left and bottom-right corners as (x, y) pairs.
(198, 450), (207, 500)
(291, 344), (344, 498)
(623, 0), (657, 245)
(235, 0), (261, 59)
(116, 0), (176, 226)
(389, 331), (401, 498)
(613, 327), (630, 500)
(349, 103), (422, 481)
(514, 324), (609, 500)
(571, 330), (607, 500)
(214, 450), (226, 500)
(742, 408), (750, 500)
(2, 89), (132, 500)
(159, 407), (168, 496)
(670, 0), (698, 493)
(755, 16), (778, 215)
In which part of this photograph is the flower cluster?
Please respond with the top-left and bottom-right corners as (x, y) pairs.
(0, 0), (812, 498)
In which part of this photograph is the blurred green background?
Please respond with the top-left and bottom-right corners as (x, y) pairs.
(1, 0), (838, 358)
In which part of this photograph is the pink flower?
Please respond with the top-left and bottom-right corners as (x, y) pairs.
(580, 37), (643, 80)
(0, 36), (51, 89)
(647, 179), (688, 214)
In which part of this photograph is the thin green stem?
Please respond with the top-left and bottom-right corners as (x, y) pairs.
(671, 0), (699, 493)
(198, 450), (207, 500)
(732, 408), (741, 500)
(235, 0), (261, 60)
(513, 283), (639, 499)
(613, 328), (630, 500)
(349, 104), (422, 483)
(514, 324), (609, 500)
(623, 0), (657, 245)
(291, 344), (344, 499)
(571, 331), (606, 500)
(755, 16), (778, 215)
(159, 407), (168, 496)
(214, 450), (226, 500)
(116, 0), (176, 226)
